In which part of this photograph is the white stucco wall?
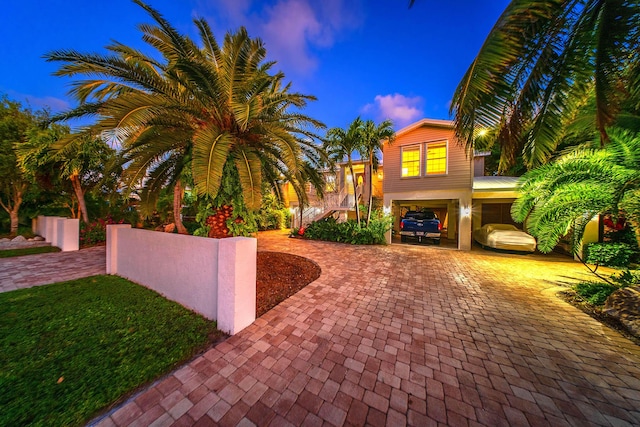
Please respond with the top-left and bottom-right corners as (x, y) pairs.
(106, 225), (257, 335)
(36, 216), (79, 251)
(111, 227), (220, 320)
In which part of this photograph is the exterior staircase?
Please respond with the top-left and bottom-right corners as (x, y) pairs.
(291, 185), (362, 229)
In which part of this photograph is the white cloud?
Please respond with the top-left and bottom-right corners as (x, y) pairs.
(200, 0), (363, 75)
(363, 94), (423, 127)
(261, 0), (322, 73)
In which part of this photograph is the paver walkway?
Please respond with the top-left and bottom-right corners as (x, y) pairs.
(89, 231), (640, 427)
(0, 245), (106, 292)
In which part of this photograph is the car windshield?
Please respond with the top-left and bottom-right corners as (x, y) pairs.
(405, 211), (436, 220)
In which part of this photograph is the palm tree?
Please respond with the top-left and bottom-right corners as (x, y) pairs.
(46, 0), (326, 234)
(511, 128), (640, 253)
(325, 117), (365, 227)
(448, 0), (640, 172)
(360, 119), (394, 226)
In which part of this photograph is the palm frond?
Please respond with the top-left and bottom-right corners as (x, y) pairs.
(192, 127), (233, 198)
(233, 147), (262, 210)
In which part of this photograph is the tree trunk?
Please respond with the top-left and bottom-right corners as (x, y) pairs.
(70, 174), (89, 224)
(348, 158), (360, 227)
(9, 208), (19, 237)
(366, 151), (374, 227)
(174, 180), (188, 234)
(0, 183), (26, 237)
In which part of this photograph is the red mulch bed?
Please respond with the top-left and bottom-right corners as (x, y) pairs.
(256, 251), (321, 317)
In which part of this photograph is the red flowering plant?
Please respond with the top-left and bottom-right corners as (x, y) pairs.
(80, 216), (124, 247)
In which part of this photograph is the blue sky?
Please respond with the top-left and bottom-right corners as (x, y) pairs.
(0, 0), (509, 131)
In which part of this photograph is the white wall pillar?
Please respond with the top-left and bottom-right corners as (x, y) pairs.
(45, 216), (61, 244)
(37, 215), (45, 237)
(56, 218), (79, 251)
(217, 237), (257, 335)
(106, 224), (132, 274)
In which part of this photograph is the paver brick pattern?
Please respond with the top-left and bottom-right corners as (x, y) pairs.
(61, 233), (640, 426)
(0, 245), (106, 293)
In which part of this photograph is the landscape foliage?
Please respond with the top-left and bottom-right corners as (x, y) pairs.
(300, 213), (393, 245)
(584, 242), (638, 268)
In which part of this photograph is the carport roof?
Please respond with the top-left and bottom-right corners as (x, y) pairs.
(473, 176), (519, 191)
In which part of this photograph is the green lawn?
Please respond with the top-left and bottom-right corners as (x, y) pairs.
(0, 246), (61, 258)
(0, 275), (221, 426)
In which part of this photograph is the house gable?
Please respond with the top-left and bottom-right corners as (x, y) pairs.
(383, 120), (472, 194)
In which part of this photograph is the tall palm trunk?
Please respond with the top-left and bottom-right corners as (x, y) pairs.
(70, 173), (89, 223)
(174, 180), (188, 234)
(366, 149), (374, 227)
(347, 157), (360, 227)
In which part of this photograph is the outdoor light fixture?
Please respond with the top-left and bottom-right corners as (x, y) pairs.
(461, 206), (471, 217)
(383, 206), (392, 215)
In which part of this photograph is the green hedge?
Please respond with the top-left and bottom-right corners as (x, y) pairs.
(584, 242), (637, 267)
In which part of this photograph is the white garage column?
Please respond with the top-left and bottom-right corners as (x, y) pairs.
(458, 195), (472, 250)
(383, 196), (393, 244)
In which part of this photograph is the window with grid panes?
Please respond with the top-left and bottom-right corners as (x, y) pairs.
(426, 141), (447, 175)
(401, 146), (420, 177)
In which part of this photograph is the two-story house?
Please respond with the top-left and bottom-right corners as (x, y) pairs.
(382, 118), (520, 250)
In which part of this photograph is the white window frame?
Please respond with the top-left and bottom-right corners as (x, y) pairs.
(424, 140), (448, 176)
(400, 145), (421, 178)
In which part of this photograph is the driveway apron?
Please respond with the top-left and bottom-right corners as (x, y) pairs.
(85, 232), (640, 426)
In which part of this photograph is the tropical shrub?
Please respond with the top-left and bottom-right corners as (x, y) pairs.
(584, 242), (637, 268)
(574, 281), (619, 306)
(573, 270), (639, 306)
(256, 193), (290, 231)
(302, 213), (393, 245)
(610, 269), (640, 287)
(80, 216), (124, 246)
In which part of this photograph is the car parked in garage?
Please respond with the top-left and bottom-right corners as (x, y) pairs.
(400, 210), (442, 244)
(473, 223), (537, 252)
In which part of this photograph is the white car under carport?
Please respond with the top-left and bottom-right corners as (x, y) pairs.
(473, 223), (537, 252)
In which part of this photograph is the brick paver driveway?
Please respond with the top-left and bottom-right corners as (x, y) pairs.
(96, 231), (640, 427)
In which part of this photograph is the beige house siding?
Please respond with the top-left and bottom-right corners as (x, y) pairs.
(383, 123), (472, 194)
